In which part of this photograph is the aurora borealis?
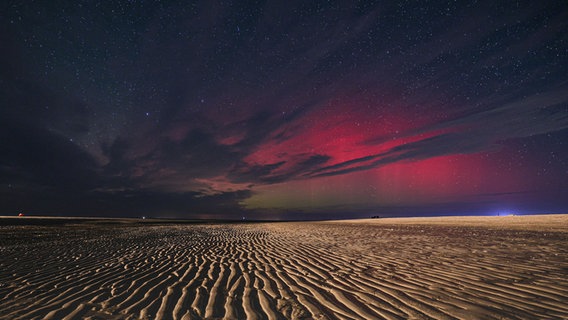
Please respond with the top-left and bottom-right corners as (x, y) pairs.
(2, 1), (568, 219)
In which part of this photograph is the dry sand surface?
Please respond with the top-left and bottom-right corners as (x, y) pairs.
(1, 215), (568, 319)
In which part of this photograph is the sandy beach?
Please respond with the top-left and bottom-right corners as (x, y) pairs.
(1, 215), (567, 319)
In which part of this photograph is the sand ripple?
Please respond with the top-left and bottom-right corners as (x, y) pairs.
(1, 218), (568, 319)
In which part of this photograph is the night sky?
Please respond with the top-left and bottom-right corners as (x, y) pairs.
(2, 1), (568, 220)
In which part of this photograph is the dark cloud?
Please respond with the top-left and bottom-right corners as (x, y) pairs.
(228, 161), (286, 184)
(312, 88), (568, 178)
(2, 185), (252, 218)
(428, 88), (568, 139)
(170, 129), (241, 176)
(84, 189), (254, 218)
(311, 133), (491, 178)
(227, 154), (331, 184)
(0, 117), (99, 191)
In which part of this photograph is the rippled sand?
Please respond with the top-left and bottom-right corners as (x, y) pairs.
(1, 215), (568, 319)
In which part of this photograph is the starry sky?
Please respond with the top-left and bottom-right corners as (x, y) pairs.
(2, 0), (568, 220)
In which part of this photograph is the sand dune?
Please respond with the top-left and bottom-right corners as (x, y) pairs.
(1, 216), (568, 319)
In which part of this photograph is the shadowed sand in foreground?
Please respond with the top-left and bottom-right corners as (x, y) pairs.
(1, 215), (567, 319)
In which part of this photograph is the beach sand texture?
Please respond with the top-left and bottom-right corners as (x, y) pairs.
(1, 215), (568, 319)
